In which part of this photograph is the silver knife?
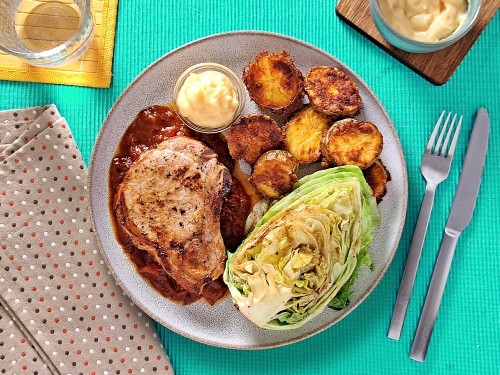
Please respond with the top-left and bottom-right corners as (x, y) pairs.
(410, 108), (490, 362)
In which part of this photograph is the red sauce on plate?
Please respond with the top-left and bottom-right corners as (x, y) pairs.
(109, 105), (250, 305)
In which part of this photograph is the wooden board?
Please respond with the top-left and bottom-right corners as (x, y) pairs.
(336, 1), (499, 85)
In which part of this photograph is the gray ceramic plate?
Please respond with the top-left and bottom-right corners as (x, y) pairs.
(89, 31), (408, 349)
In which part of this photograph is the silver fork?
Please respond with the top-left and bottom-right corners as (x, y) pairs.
(388, 110), (462, 340)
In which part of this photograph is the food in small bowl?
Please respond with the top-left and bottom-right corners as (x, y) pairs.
(174, 63), (246, 133)
(370, 0), (481, 53)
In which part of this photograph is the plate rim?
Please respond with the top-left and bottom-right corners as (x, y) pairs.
(89, 30), (408, 349)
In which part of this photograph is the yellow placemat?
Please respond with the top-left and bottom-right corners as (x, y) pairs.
(0, 0), (118, 88)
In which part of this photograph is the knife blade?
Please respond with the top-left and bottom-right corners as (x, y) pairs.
(410, 107), (489, 362)
(445, 107), (490, 233)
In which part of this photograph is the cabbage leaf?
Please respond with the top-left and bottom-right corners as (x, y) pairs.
(223, 166), (380, 330)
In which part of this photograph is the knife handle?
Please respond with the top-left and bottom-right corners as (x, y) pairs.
(388, 186), (436, 340)
(410, 228), (460, 362)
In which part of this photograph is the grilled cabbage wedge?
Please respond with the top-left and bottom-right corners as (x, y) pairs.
(321, 118), (383, 169)
(305, 66), (362, 118)
(282, 105), (332, 164)
(225, 114), (281, 165)
(249, 150), (299, 199)
(242, 51), (304, 116)
(363, 159), (391, 203)
(224, 166), (380, 330)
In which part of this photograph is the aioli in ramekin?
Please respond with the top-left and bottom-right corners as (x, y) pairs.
(378, 0), (469, 42)
(174, 63), (245, 133)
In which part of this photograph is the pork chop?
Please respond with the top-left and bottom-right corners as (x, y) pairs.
(114, 136), (232, 294)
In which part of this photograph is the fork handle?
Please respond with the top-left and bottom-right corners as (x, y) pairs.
(388, 185), (436, 340)
(410, 229), (460, 361)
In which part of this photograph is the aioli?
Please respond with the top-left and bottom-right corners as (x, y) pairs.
(176, 70), (240, 129)
(378, 0), (468, 42)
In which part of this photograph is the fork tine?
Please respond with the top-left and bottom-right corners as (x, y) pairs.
(441, 114), (457, 156)
(434, 112), (451, 154)
(426, 110), (446, 151)
(446, 115), (462, 158)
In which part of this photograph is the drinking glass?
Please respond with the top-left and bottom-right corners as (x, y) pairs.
(0, 0), (94, 66)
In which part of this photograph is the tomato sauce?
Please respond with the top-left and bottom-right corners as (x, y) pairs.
(109, 105), (250, 305)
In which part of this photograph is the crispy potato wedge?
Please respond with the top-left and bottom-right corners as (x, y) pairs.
(282, 105), (332, 164)
(225, 114), (281, 165)
(243, 51), (304, 116)
(363, 159), (391, 203)
(305, 66), (362, 118)
(249, 150), (299, 199)
(321, 118), (383, 169)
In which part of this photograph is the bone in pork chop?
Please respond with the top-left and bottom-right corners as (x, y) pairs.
(114, 136), (232, 294)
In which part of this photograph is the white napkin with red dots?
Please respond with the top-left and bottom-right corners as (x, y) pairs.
(0, 105), (174, 375)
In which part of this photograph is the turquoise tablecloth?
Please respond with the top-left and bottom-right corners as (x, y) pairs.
(1, 1), (499, 374)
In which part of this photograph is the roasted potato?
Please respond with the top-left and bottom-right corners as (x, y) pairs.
(282, 105), (332, 164)
(321, 118), (383, 169)
(249, 150), (299, 199)
(242, 51), (304, 116)
(225, 114), (281, 165)
(305, 66), (362, 118)
(363, 159), (391, 203)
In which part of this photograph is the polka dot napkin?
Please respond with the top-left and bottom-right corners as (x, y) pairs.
(0, 105), (174, 375)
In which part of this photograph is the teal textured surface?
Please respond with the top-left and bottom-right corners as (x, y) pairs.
(1, 1), (499, 374)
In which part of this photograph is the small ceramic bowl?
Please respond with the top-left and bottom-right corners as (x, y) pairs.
(173, 63), (246, 134)
(370, 0), (481, 53)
